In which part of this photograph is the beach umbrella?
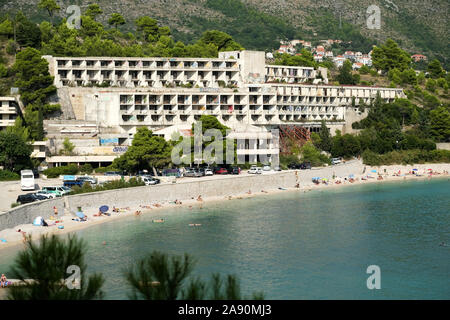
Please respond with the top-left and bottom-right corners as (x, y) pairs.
(99, 205), (109, 213)
(412, 169), (418, 171)
(371, 170), (377, 173)
(349, 174), (355, 178)
(33, 216), (44, 226)
(76, 211), (85, 219)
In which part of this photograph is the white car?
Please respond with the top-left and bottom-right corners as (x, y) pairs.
(262, 165), (271, 171)
(331, 158), (342, 165)
(35, 190), (56, 199)
(205, 169), (214, 176)
(248, 167), (262, 174)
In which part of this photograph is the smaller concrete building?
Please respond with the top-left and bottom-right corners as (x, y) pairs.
(0, 96), (19, 130)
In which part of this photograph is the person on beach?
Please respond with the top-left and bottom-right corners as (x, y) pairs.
(1, 274), (7, 287)
(53, 206), (58, 216)
(246, 190), (252, 195)
(197, 195), (203, 202)
(134, 210), (142, 216)
(113, 206), (119, 213)
(17, 229), (27, 242)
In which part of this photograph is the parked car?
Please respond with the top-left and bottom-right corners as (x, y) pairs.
(204, 168), (214, 176)
(231, 167), (241, 175)
(33, 194), (48, 201)
(214, 168), (229, 175)
(288, 163), (301, 170)
(273, 166), (282, 171)
(143, 177), (160, 185)
(35, 190), (56, 199)
(104, 171), (122, 176)
(262, 165), (271, 171)
(331, 158), (342, 165)
(63, 176), (84, 187)
(32, 168), (39, 178)
(184, 168), (203, 177)
(248, 166), (262, 174)
(41, 186), (63, 197)
(76, 176), (98, 185)
(162, 168), (181, 178)
(300, 162), (312, 170)
(16, 193), (39, 205)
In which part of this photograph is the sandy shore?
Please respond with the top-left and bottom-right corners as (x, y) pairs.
(0, 162), (448, 252)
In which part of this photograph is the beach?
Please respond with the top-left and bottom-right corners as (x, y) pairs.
(0, 161), (449, 251)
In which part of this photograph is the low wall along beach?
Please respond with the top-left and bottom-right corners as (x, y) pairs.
(1, 171), (297, 231)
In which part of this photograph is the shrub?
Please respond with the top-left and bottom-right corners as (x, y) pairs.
(43, 164), (79, 178)
(94, 165), (117, 173)
(362, 149), (450, 166)
(79, 164), (93, 174)
(69, 177), (145, 195)
(0, 170), (21, 181)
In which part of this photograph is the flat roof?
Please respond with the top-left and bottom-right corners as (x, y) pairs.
(47, 156), (117, 163)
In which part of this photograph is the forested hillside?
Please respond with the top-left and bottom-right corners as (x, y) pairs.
(0, 0), (448, 66)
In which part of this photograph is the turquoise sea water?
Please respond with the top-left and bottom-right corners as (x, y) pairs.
(0, 178), (449, 299)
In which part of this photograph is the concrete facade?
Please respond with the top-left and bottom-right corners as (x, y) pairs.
(0, 97), (18, 130)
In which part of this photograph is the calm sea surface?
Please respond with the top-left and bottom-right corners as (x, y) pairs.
(1, 178), (449, 299)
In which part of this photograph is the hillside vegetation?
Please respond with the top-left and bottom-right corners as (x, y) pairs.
(0, 0), (448, 66)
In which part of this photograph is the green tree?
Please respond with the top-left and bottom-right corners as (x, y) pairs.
(318, 120), (332, 152)
(85, 4), (103, 20)
(135, 16), (159, 42)
(62, 137), (75, 155)
(124, 251), (263, 300)
(371, 39), (411, 72)
(7, 234), (104, 300)
(12, 47), (56, 106)
(108, 13), (125, 29)
(15, 11), (41, 48)
(427, 59), (445, 79)
(38, 0), (60, 19)
(337, 60), (357, 85)
(113, 127), (172, 174)
(0, 19), (14, 37)
(0, 131), (33, 172)
(429, 106), (450, 142)
(198, 30), (243, 52)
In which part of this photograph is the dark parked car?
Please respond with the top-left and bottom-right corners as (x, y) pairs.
(32, 168), (39, 178)
(288, 163), (301, 170)
(300, 162), (312, 170)
(33, 194), (48, 201)
(231, 167), (241, 175)
(16, 193), (39, 205)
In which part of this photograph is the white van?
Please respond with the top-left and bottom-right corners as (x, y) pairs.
(20, 170), (35, 191)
